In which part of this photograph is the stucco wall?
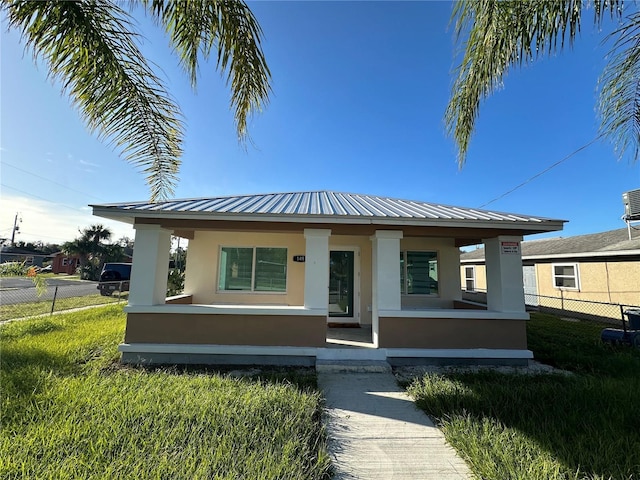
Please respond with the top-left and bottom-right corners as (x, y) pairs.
(536, 260), (640, 306)
(183, 231), (469, 324)
(460, 259), (640, 309)
(378, 316), (527, 349)
(460, 264), (487, 291)
(125, 313), (326, 347)
(184, 231), (306, 306)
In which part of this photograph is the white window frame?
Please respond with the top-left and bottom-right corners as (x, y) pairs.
(217, 246), (288, 294)
(400, 250), (439, 296)
(62, 258), (68, 266)
(464, 265), (476, 292)
(551, 263), (580, 291)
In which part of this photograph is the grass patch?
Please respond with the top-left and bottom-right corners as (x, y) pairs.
(0, 306), (330, 479)
(527, 312), (640, 376)
(0, 293), (126, 321)
(407, 312), (640, 480)
(37, 273), (80, 280)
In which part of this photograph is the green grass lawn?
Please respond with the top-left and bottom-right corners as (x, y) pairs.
(0, 305), (330, 479)
(0, 293), (127, 321)
(38, 273), (81, 280)
(407, 312), (640, 480)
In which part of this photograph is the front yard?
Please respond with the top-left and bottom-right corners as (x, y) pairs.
(407, 313), (640, 480)
(3, 303), (638, 479)
(0, 305), (330, 479)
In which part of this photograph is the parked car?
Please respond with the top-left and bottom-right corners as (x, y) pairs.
(40, 265), (52, 273)
(97, 263), (132, 296)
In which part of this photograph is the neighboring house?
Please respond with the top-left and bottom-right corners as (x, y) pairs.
(51, 252), (82, 275)
(51, 252), (133, 275)
(92, 191), (564, 366)
(0, 247), (48, 267)
(460, 227), (640, 310)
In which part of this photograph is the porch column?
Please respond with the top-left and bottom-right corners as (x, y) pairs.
(483, 235), (525, 313)
(129, 224), (172, 306)
(371, 230), (403, 347)
(303, 229), (331, 311)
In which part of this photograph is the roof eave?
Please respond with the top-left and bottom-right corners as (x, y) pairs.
(92, 206), (565, 233)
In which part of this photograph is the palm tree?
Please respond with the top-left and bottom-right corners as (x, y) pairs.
(63, 224), (113, 279)
(445, 0), (639, 166)
(62, 237), (92, 279)
(83, 224), (112, 256)
(2, 0), (270, 201)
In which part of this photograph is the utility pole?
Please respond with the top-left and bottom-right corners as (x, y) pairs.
(10, 212), (21, 246)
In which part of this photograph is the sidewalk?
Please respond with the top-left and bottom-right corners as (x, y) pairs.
(317, 371), (472, 480)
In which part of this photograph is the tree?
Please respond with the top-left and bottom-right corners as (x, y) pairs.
(2, 0), (270, 201)
(117, 236), (135, 258)
(63, 224), (116, 280)
(446, 0), (639, 166)
(14, 241), (60, 254)
(167, 236), (187, 296)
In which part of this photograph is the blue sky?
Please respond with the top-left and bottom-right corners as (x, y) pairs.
(1, 1), (639, 245)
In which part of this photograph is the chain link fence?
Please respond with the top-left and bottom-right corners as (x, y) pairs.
(461, 288), (639, 326)
(0, 279), (128, 322)
(525, 293), (639, 326)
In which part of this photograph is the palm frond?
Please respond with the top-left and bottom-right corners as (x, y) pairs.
(2, 0), (183, 201)
(599, 11), (640, 162)
(446, 0), (622, 167)
(145, 0), (271, 142)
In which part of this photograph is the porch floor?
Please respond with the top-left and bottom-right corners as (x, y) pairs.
(326, 325), (374, 348)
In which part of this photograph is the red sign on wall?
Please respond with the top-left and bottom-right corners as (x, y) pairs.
(501, 241), (520, 254)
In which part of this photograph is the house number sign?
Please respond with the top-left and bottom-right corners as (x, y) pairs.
(293, 255), (306, 262)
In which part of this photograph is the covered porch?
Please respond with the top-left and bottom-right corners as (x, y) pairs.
(118, 224), (535, 366)
(91, 191), (564, 366)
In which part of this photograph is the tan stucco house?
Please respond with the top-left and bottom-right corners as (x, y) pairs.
(92, 191), (564, 366)
(461, 228), (640, 314)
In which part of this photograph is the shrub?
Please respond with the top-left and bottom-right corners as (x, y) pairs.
(0, 262), (27, 276)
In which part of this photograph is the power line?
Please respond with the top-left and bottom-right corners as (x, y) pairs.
(478, 136), (602, 209)
(1, 161), (107, 201)
(1, 183), (89, 214)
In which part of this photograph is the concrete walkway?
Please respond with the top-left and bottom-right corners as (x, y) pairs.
(317, 372), (472, 479)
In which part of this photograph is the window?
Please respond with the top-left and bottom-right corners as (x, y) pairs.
(62, 258), (68, 266)
(218, 247), (287, 292)
(552, 263), (579, 290)
(464, 266), (476, 291)
(400, 251), (438, 295)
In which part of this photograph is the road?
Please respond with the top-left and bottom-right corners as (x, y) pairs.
(0, 277), (99, 305)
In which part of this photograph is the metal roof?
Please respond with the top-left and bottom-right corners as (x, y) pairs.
(461, 227), (640, 261)
(93, 191), (556, 220)
(92, 191), (565, 232)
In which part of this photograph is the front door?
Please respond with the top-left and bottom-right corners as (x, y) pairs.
(329, 250), (355, 320)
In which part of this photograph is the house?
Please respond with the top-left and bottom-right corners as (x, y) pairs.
(460, 227), (640, 316)
(0, 247), (48, 267)
(51, 252), (82, 274)
(92, 191), (564, 366)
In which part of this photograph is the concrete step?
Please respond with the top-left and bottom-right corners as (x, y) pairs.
(317, 347), (387, 361)
(316, 359), (392, 373)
